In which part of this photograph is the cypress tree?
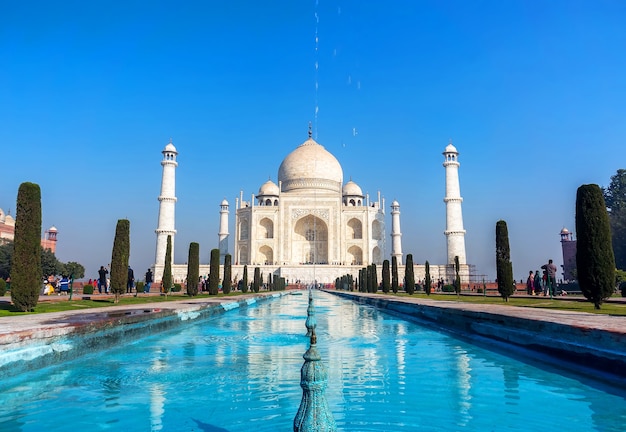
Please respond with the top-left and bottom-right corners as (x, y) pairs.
(425, 260), (432, 296)
(242, 265), (249, 293)
(222, 254), (232, 294)
(11, 182), (42, 312)
(405, 254), (415, 294)
(372, 263), (378, 293)
(268, 272), (273, 291)
(576, 184), (616, 309)
(186, 242), (199, 296)
(162, 235), (173, 295)
(454, 255), (461, 296)
(496, 220), (515, 301)
(382, 259), (391, 293)
(252, 267), (260, 293)
(362, 267), (368, 293)
(391, 256), (399, 294)
(209, 248), (220, 295)
(110, 219), (130, 303)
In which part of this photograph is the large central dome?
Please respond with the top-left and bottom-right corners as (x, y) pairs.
(278, 137), (343, 193)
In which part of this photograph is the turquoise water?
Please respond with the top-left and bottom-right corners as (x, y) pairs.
(1, 291), (625, 431)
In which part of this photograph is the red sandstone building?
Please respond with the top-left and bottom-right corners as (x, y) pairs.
(0, 208), (58, 253)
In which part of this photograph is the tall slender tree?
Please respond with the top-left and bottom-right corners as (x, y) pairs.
(11, 182), (42, 312)
(186, 242), (199, 296)
(110, 219), (130, 303)
(405, 254), (415, 294)
(382, 259), (391, 293)
(454, 255), (461, 296)
(391, 256), (399, 294)
(222, 254), (232, 294)
(424, 261), (432, 296)
(162, 235), (173, 296)
(577, 184), (616, 309)
(371, 263), (378, 293)
(242, 265), (249, 293)
(496, 220), (515, 301)
(603, 169), (626, 270)
(209, 248), (220, 295)
(253, 267), (261, 293)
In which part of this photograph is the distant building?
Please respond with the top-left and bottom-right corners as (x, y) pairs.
(560, 227), (576, 281)
(0, 207), (58, 253)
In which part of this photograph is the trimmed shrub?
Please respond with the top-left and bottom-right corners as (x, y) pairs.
(424, 261), (432, 296)
(496, 220), (515, 301)
(110, 219), (130, 303)
(391, 256), (399, 294)
(242, 265), (249, 293)
(442, 284), (455, 292)
(186, 242), (200, 296)
(382, 260), (390, 293)
(172, 283), (182, 292)
(222, 254), (232, 294)
(0, 278), (6, 296)
(620, 282), (626, 298)
(576, 184), (616, 308)
(209, 248), (220, 295)
(136, 281), (144, 293)
(83, 284), (94, 295)
(162, 235), (173, 293)
(405, 254), (415, 295)
(11, 182), (42, 312)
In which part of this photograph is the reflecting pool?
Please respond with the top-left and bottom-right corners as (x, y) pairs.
(1, 291), (625, 431)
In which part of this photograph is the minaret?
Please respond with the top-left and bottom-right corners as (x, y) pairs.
(155, 140), (178, 267)
(390, 200), (403, 265)
(443, 141), (466, 265)
(218, 199), (229, 263)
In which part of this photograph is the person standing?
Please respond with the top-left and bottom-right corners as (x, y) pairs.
(526, 271), (534, 295)
(144, 268), (153, 293)
(127, 266), (135, 294)
(533, 270), (542, 295)
(98, 266), (108, 294)
(541, 259), (558, 296)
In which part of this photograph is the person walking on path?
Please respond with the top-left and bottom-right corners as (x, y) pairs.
(127, 266), (135, 294)
(98, 266), (108, 294)
(144, 268), (153, 293)
(541, 259), (558, 296)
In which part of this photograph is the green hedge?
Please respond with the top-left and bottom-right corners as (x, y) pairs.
(0, 279), (6, 296)
(442, 284), (455, 292)
(83, 284), (94, 295)
(172, 283), (182, 292)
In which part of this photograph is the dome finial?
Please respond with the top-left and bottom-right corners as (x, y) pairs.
(308, 122), (312, 139)
(169, 137), (173, 144)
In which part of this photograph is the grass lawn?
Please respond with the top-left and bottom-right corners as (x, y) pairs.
(0, 291), (253, 316)
(386, 292), (626, 316)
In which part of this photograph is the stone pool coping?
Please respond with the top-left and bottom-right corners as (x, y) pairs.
(329, 290), (626, 379)
(0, 291), (288, 379)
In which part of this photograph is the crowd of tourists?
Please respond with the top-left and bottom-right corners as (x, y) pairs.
(526, 259), (561, 296)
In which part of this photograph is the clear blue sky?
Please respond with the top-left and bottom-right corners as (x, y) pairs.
(1, 0), (625, 281)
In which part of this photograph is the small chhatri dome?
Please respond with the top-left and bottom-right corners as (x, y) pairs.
(278, 135), (343, 193)
(444, 142), (458, 154)
(391, 199), (400, 207)
(164, 139), (177, 154)
(342, 180), (363, 197)
(221, 199), (229, 206)
(560, 227), (570, 235)
(258, 179), (280, 196)
(48, 226), (58, 232)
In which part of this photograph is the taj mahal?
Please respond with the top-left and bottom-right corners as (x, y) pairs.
(152, 128), (470, 286)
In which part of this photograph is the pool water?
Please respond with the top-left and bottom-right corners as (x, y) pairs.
(1, 292), (625, 431)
